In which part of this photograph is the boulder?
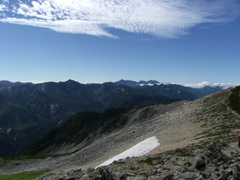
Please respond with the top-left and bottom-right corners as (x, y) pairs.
(192, 157), (206, 170)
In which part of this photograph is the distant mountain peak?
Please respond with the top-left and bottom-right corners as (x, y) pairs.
(115, 79), (160, 87)
(65, 79), (79, 83)
(138, 80), (160, 86)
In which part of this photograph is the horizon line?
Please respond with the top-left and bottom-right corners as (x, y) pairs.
(1, 79), (239, 88)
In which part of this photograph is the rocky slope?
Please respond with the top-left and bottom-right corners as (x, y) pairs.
(46, 142), (240, 180)
(0, 87), (239, 180)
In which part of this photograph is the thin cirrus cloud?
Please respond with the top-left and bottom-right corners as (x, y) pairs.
(0, 0), (239, 38)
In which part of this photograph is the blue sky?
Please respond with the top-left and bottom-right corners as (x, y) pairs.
(0, 0), (240, 84)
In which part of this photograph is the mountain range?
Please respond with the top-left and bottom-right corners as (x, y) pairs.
(0, 79), (224, 157)
(115, 79), (161, 87)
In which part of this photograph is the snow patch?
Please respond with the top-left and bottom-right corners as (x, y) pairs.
(96, 136), (160, 168)
(139, 83), (155, 86)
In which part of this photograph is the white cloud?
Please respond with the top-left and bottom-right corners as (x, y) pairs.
(182, 81), (240, 89)
(0, 0), (239, 38)
(0, 4), (6, 11)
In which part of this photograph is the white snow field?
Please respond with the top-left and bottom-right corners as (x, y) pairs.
(97, 136), (160, 168)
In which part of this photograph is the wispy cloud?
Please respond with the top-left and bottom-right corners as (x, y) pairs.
(0, 0), (239, 38)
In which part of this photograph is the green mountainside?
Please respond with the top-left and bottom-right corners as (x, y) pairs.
(229, 86), (240, 114)
(0, 100), (53, 156)
(22, 108), (128, 156)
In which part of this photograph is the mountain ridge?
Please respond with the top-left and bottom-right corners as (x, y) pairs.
(0, 79), (225, 157)
(1, 79), (238, 89)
